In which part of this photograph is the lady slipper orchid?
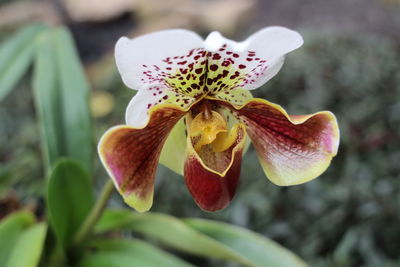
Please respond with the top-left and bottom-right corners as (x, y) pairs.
(98, 27), (340, 212)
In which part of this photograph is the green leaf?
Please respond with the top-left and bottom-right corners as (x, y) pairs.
(32, 27), (93, 173)
(96, 210), (258, 266)
(96, 210), (307, 267)
(53, 27), (93, 173)
(184, 219), (308, 267)
(79, 239), (194, 267)
(47, 159), (93, 248)
(6, 223), (47, 267)
(0, 23), (46, 101)
(32, 30), (63, 169)
(0, 211), (35, 263)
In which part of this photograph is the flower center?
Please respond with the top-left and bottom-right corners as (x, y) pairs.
(188, 102), (239, 153)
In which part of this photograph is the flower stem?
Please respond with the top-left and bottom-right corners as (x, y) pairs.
(73, 179), (114, 245)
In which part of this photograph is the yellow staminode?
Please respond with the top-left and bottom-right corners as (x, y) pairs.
(189, 110), (239, 153)
(211, 124), (241, 152)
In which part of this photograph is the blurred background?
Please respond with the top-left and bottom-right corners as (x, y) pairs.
(1, 0), (400, 266)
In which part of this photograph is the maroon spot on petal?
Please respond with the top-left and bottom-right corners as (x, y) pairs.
(238, 64), (246, 69)
(163, 95), (168, 100)
(210, 64), (218, 71)
(246, 58), (253, 61)
(226, 51), (232, 55)
(212, 53), (221, 60)
(233, 53), (239, 58)
(178, 61), (187, 65)
(195, 68), (203, 74)
(222, 61), (231, 67)
(147, 104), (152, 109)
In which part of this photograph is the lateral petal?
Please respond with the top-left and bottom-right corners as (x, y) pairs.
(221, 99), (339, 186)
(98, 104), (186, 212)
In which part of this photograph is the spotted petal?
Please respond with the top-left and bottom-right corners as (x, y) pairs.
(184, 124), (246, 211)
(221, 99), (339, 186)
(203, 26), (303, 98)
(116, 29), (204, 91)
(98, 104), (186, 212)
(118, 30), (210, 127)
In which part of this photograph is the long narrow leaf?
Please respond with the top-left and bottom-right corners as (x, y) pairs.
(52, 28), (92, 173)
(96, 210), (256, 266)
(33, 27), (93, 173)
(96, 210), (307, 267)
(184, 219), (308, 267)
(79, 239), (194, 267)
(0, 23), (45, 100)
(33, 31), (64, 169)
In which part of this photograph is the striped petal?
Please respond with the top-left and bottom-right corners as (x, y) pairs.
(184, 124), (247, 211)
(221, 99), (339, 186)
(98, 104), (186, 212)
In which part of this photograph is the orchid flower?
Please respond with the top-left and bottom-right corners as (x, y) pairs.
(98, 27), (339, 212)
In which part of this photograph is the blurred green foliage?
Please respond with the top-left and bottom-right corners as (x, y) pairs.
(1, 27), (400, 266)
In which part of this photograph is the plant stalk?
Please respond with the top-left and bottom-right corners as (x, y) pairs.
(73, 179), (114, 245)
